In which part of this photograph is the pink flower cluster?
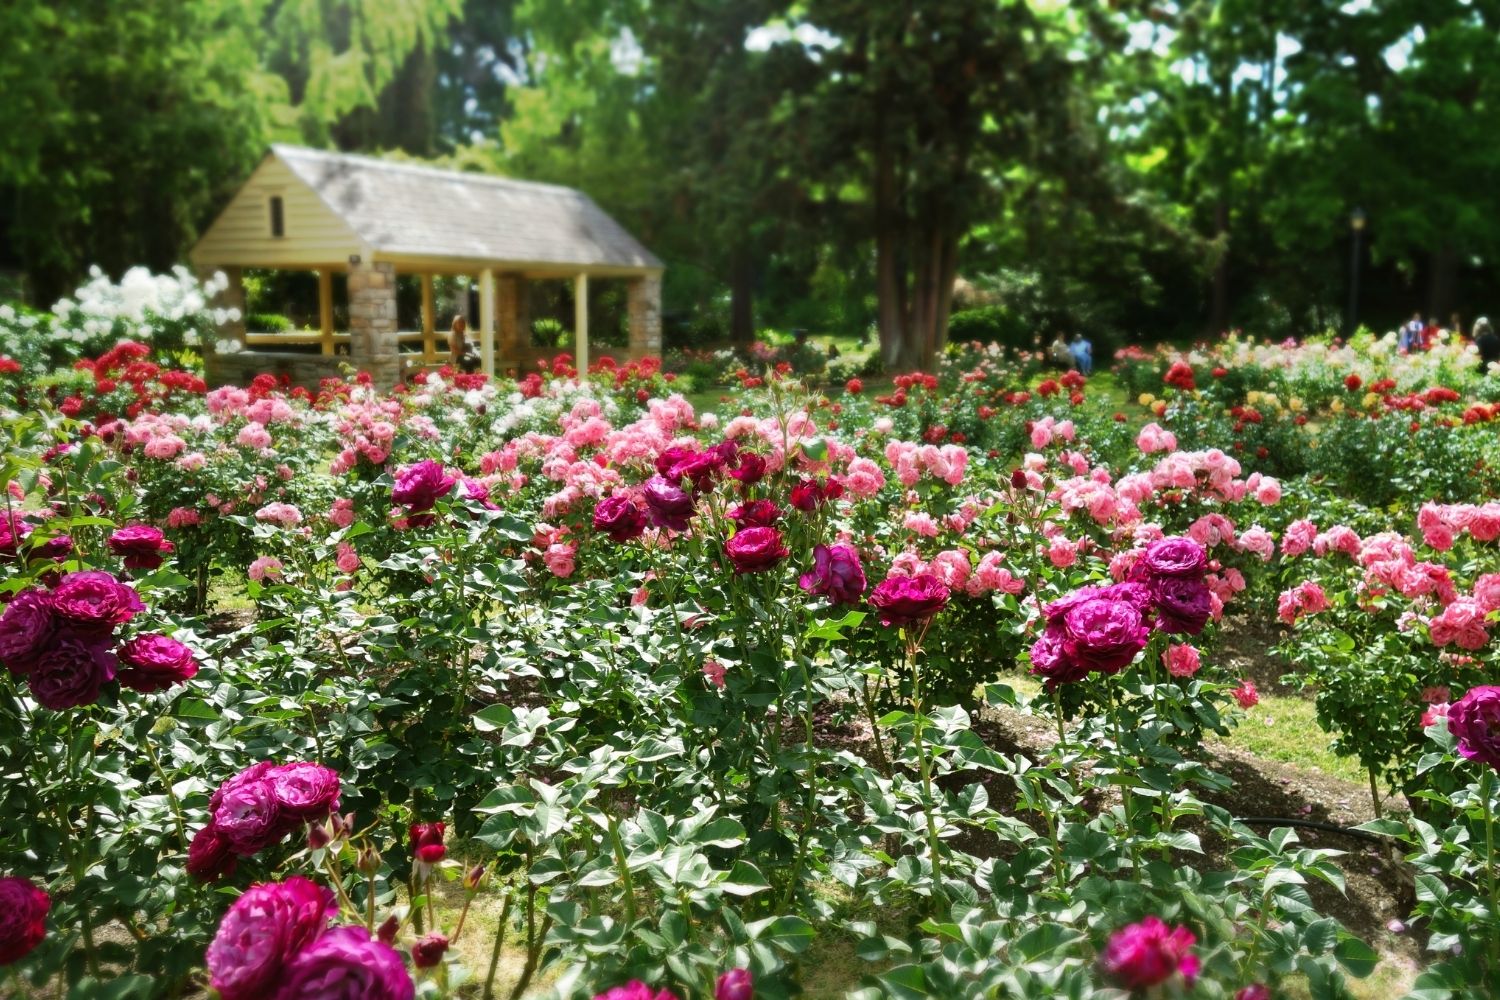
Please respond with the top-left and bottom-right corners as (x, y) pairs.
(188, 761), (342, 881)
(0, 571), (194, 710)
(206, 876), (412, 1000)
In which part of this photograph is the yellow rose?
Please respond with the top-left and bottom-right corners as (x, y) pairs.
(1363, 392), (1379, 408)
(1289, 397), (1304, 412)
(1330, 399), (1344, 413)
(1138, 392), (1156, 407)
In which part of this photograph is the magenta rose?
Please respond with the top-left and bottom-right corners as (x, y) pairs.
(49, 570), (144, 633)
(1060, 598), (1148, 674)
(729, 452), (766, 485)
(211, 761), (276, 814)
(716, 968), (753, 1000)
(0, 512), (32, 558)
(868, 573), (950, 627)
(205, 876), (336, 1000)
(655, 446), (724, 489)
(789, 477), (843, 512)
(107, 524), (175, 571)
(29, 534), (73, 563)
(725, 527), (790, 574)
(187, 823), (238, 881)
(728, 499), (782, 528)
(799, 544), (867, 605)
(1099, 916), (1199, 989)
(0, 876), (49, 966)
(117, 633), (198, 692)
(1448, 686), (1500, 770)
(1131, 537), (1208, 580)
(272, 925), (415, 1000)
(641, 476), (695, 532)
(1151, 576), (1212, 635)
(594, 982), (681, 1000)
(214, 777), (284, 855)
(27, 629), (117, 710)
(265, 763), (342, 825)
(1029, 625), (1090, 689)
(0, 589), (55, 675)
(592, 496), (648, 542)
(391, 459), (455, 513)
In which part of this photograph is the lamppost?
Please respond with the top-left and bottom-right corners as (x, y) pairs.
(1347, 207), (1367, 334)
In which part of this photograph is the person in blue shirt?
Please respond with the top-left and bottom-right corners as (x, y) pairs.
(1070, 333), (1093, 375)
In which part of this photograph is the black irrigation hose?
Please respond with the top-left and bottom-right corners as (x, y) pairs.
(1234, 816), (1392, 845)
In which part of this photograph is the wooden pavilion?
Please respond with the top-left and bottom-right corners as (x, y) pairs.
(189, 144), (663, 388)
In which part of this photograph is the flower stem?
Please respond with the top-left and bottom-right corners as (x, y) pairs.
(908, 636), (945, 899)
(1483, 770), (1499, 973)
(143, 734), (188, 849)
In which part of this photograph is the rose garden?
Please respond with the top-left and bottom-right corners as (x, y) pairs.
(0, 267), (1496, 1000)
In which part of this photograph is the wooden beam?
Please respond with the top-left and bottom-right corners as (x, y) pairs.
(574, 272), (589, 374)
(479, 268), (496, 376)
(420, 273), (436, 363)
(318, 269), (334, 355)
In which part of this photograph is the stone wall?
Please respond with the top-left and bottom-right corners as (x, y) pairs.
(205, 351), (353, 391)
(627, 274), (662, 359)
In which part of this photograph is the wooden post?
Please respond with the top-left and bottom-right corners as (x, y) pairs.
(318, 269), (334, 356)
(574, 272), (589, 374)
(420, 273), (436, 363)
(479, 268), (496, 376)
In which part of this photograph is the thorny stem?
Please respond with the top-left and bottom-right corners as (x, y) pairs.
(481, 890), (513, 1000)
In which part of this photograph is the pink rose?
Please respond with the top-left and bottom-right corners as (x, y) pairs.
(1165, 643), (1201, 678)
(725, 527), (790, 574)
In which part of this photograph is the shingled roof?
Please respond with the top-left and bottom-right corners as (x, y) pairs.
(270, 144), (660, 270)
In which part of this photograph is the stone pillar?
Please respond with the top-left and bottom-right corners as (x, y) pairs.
(627, 273), (663, 359)
(347, 259), (402, 388)
(479, 268), (496, 376)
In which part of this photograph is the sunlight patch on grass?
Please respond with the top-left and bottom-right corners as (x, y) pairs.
(1213, 692), (1364, 785)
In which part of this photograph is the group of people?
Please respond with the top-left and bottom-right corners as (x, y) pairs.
(1047, 332), (1094, 375)
(1400, 312), (1500, 369)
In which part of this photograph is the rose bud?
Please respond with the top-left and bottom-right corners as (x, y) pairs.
(376, 913), (400, 946)
(1011, 468), (1028, 490)
(357, 844), (382, 875)
(464, 864), (488, 893)
(411, 932), (450, 969)
(307, 822), (332, 851)
(409, 822), (447, 865)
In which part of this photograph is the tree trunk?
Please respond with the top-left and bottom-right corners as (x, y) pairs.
(1427, 241), (1456, 321)
(874, 132), (911, 370)
(1210, 199), (1229, 336)
(729, 247), (754, 344)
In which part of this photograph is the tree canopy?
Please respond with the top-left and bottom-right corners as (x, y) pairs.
(2, 0), (1495, 352)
